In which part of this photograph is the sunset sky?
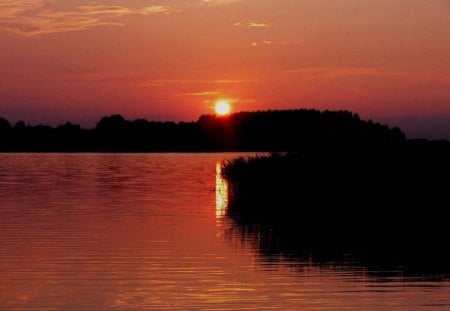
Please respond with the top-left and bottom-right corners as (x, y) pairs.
(1, 0), (450, 138)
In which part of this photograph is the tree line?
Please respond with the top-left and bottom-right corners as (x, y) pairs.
(0, 109), (409, 152)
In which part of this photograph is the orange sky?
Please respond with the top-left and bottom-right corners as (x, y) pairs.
(1, 0), (450, 137)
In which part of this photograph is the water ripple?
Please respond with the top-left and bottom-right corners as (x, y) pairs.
(0, 153), (449, 310)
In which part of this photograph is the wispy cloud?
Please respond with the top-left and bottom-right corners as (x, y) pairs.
(251, 40), (297, 47)
(139, 78), (247, 87)
(233, 19), (270, 28)
(212, 79), (248, 84)
(282, 67), (398, 78)
(77, 5), (171, 16)
(201, 0), (242, 5)
(0, 1), (172, 36)
(183, 91), (222, 96)
(252, 40), (272, 47)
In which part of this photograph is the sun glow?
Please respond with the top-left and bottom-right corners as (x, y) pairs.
(214, 100), (231, 116)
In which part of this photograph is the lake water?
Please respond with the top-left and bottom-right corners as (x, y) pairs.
(0, 153), (449, 310)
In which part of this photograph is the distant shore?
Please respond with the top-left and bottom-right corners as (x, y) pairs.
(1, 109), (414, 152)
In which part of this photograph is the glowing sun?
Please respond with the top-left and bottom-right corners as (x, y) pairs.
(214, 100), (231, 116)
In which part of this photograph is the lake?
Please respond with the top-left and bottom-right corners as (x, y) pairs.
(0, 153), (449, 310)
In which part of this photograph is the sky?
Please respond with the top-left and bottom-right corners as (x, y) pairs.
(1, 0), (450, 138)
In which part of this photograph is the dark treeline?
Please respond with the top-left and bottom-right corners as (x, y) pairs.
(0, 115), (205, 152)
(0, 109), (407, 152)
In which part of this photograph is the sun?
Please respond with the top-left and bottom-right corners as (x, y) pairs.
(214, 100), (231, 116)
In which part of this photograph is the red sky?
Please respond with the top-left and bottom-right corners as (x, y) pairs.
(1, 0), (450, 138)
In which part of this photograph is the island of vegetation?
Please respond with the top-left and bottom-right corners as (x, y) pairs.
(219, 111), (450, 275)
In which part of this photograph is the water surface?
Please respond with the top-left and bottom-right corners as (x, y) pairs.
(0, 153), (449, 310)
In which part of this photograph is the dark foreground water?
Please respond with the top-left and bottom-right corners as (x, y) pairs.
(0, 153), (449, 310)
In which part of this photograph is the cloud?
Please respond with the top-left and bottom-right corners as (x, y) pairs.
(139, 79), (247, 87)
(248, 20), (269, 28)
(282, 67), (398, 78)
(233, 19), (269, 28)
(201, 0), (242, 5)
(0, 0), (257, 36)
(183, 91), (222, 96)
(251, 40), (296, 47)
(77, 5), (171, 16)
(251, 40), (272, 47)
(212, 79), (247, 84)
(0, 1), (172, 36)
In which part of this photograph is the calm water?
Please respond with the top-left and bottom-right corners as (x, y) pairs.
(0, 153), (449, 310)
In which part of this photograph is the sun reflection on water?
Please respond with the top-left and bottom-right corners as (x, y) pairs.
(215, 162), (228, 219)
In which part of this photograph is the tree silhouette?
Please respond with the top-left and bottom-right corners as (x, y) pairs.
(0, 117), (11, 131)
(0, 109), (431, 152)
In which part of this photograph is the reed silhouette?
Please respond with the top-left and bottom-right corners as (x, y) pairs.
(221, 144), (450, 276)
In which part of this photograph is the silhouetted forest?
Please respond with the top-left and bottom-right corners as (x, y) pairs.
(0, 109), (408, 152)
